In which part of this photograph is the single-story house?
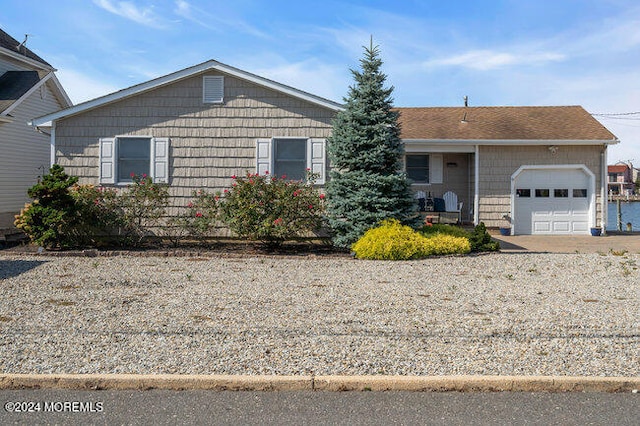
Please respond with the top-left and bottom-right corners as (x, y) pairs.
(0, 29), (72, 229)
(31, 59), (618, 235)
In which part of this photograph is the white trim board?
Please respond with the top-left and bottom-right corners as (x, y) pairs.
(31, 59), (343, 126)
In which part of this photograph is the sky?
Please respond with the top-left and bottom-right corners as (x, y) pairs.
(2, 0), (640, 165)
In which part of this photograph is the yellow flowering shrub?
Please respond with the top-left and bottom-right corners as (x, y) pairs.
(351, 219), (470, 260)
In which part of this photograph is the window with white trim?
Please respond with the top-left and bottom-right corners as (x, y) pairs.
(406, 154), (430, 183)
(118, 137), (151, 182)
(203, 76), (224, 103)
(256, 138), (326, 184)
(99, 136), (169, 184)
(405, 153), (443, 184)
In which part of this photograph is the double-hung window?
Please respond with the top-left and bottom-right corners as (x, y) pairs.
(99, 136), (169, 184)
(256, 138), (326, 184)
(274, 138), (307, 181)
(406, 154), (430, 184)
(405, 153), (443, 184)
(117, 137), (151, 182)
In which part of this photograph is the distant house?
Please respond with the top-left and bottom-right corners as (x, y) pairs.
(32, 59), (619, 236)
(607, 163), (634, 195)
(0, 29), (71, 229)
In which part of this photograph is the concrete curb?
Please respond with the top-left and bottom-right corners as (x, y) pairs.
(0, 374), (638, 392)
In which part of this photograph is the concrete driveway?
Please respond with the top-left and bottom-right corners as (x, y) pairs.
(491, 231), (640, 253)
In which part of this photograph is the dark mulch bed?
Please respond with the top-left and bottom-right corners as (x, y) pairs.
(0, 239), (350, 258)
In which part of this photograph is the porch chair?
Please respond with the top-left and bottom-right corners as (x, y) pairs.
(442, 191), (463, 224)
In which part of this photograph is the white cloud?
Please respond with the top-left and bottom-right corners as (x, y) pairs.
(249, 59), (348, 102)
(93, 0), (167, 29)
(172, 0), (267, 37)
(423, 50), (565, 71)
(55, 68), (120, 104)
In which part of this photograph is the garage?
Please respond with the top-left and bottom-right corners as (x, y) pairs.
(512, 166), (595, 235)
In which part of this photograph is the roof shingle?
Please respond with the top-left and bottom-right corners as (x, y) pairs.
(0, 28), (52, 67)
(0, 70), (42, 113)
(396, 106), (617, 141)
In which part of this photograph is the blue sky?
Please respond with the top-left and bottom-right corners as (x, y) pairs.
(3, 0), (640, 164)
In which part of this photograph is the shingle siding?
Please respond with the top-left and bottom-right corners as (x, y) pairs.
(55, 72), (335, 217)
(478, 145), (604, 227)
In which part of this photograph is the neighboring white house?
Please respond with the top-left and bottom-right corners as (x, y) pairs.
(0, 29), (72, 229)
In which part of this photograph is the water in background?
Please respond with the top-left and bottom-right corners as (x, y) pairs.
(607, 202), (640, 231)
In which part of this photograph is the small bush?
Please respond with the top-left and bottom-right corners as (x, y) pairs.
(468, 222), (500, 252)
(219, 171), (325, 246)
(118, 174), (169, 241)
(422, 233), (471, 255)
(70, 184), (126, 246)
(14, 165), (79, 248)
(352, 219), (470, 260)
(173, 190), (221, 237)
(419, 223), (470, 239)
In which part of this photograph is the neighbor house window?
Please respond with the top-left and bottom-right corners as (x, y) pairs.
(99, 136), (169, 185)
(406, 154), (430, 183)
(117, 137), (151, 182)
(274, 138), (307, 181)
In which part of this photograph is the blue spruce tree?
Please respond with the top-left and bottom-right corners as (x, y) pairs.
(326, 41), (416, 248)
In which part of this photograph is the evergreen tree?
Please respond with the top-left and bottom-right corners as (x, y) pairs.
(326, 40), (416, 248)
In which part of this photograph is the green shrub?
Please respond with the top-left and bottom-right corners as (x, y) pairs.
(173, 189), (221, 237)
(422, 233), (471, 256)
(219, 171), (325, 246)
(14, 165), (79, 248)
(15, 169), (169, 249)
(118, 174), (169, 241)
(468, 222), (500, 252)
(351, 219), (470, 260)
(69, 184), (126, 246)
(419, 223), (471, 239)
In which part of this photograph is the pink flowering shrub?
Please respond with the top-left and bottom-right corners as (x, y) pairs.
(69, 174), (168, 246)
(219, 171), (325, 245)
(173, 189), (221, 237)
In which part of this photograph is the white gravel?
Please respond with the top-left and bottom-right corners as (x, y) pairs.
(0, 252), (638, 376)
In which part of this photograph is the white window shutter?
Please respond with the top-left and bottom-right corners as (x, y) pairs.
(203, 76), (224, 103)
(256, 139), (272, 176)
(308, 138), (326, 184)
(152, 137), (170, 183)
(430, 154), (443, 184)
(99, 137), (116, 184)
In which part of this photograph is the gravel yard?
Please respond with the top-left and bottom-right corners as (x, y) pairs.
(0, 252), (638, 376)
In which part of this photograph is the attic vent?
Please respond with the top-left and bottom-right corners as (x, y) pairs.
(203, 76), (224, 103)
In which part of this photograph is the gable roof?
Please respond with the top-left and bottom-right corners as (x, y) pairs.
(0, 28), (52, 69)
(396, 106), (618, 142)
(0, 70), (43, 113)
(31, 59), (344, 126)
(608, 165), (629, 173)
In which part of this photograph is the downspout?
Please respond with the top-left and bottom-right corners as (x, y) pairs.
(50, 121), (56, 167)
(473, 145), (480, 226)
(601, 146), (607, 235)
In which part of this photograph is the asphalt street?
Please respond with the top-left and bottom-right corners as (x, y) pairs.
(1, 390), (638, 425)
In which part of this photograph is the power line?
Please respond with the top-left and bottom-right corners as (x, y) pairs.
(591, 111), (640, 117)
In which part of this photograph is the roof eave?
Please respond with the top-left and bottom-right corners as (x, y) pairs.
(0, 46), (54, 71)
(32, 60), (343, 126)
(3, 72), (55, 117)
(402, 138), (619, 145)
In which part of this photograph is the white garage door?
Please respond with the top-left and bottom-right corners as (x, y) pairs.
(513, 168), (592, 235)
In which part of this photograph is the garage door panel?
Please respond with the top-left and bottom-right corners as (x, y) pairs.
(533, 221), (551, 233)
(514, 168), (592, 235)
(572, 222), (588, 232)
